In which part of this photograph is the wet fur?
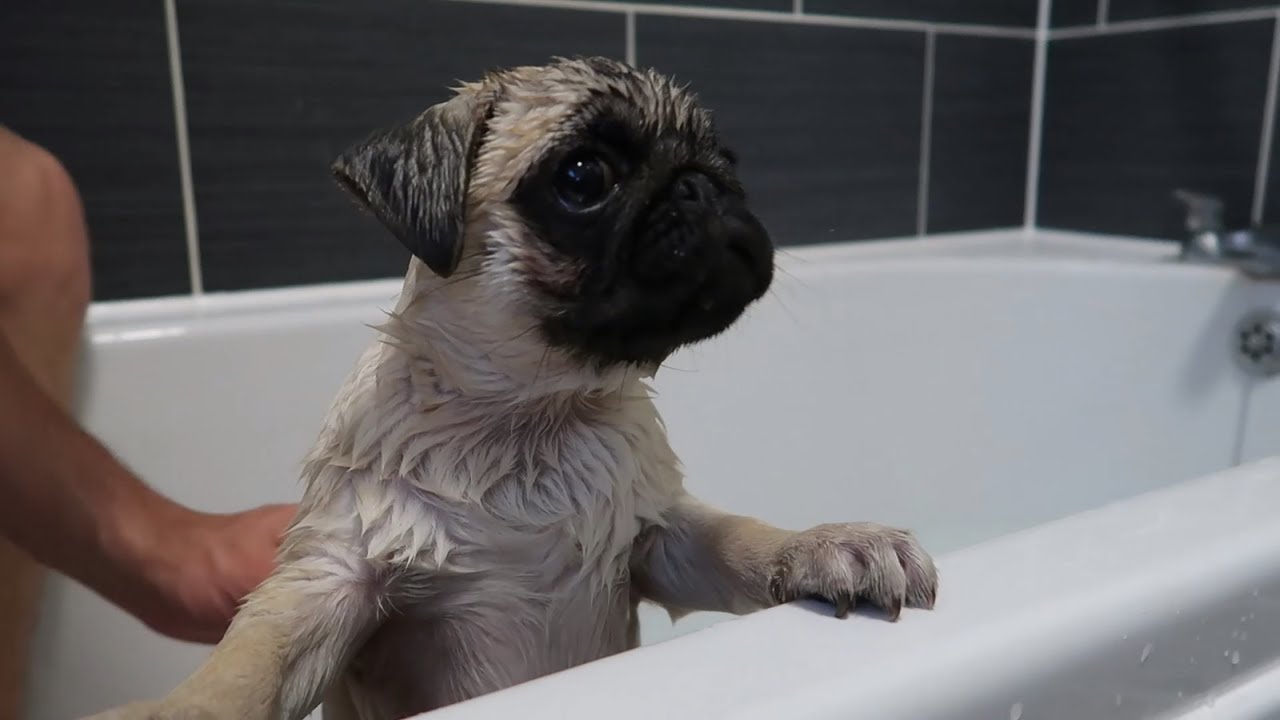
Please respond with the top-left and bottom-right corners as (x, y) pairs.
(86, 58), (938, 720)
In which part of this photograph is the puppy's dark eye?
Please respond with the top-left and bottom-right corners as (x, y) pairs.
(553, 151), (615, 211)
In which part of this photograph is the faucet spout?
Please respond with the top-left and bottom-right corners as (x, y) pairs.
(1169, 189), (1280, 278)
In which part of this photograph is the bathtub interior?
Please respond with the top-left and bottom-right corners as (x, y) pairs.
(23, 228), (1280, 719)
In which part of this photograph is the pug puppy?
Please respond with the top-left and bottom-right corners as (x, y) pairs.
(90, 56), (938, 720)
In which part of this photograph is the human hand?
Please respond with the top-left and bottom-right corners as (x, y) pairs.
(111, 502), (299, 644)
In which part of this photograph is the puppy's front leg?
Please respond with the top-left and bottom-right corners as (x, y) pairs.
(90, 522), (384, 720)
(632, 493), (938, 622)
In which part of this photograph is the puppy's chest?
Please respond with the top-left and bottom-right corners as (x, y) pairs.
(343, 401), (678, 716)
(376, 396), (678, 565)
(349, 542), (635, 718)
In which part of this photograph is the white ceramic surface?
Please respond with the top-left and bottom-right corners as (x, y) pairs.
(23, 228), (1280, 719)
(424, 455), (1280, 720)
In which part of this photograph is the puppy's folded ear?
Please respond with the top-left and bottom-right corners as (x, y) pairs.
(331, 91), (491, 278)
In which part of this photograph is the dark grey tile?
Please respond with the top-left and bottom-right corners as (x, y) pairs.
(1039, 20), (1273, 239)
(596, 0), (789, 10)
(927, 36), (1034, 233)
(804, 0), (1038, 27)
(1108, 0), (1275, 22)
(0, 0), (190, 301)
(178, 0), (624, 292)
(637, 17), (925, 245)
(1051, 0), (1100, 27)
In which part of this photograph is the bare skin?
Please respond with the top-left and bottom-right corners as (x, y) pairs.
(0, 124), (94, 720)
(0, 127), (297, 718)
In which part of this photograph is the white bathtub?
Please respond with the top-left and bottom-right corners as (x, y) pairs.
(24, 228), (1280, 720)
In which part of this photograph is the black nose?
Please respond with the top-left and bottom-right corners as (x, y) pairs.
(674, 171), (716, 205)
(630, 168), (773, 291)
(630, 171), (720, 285)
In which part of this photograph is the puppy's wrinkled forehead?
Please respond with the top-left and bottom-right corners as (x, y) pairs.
(468, 57), (715, 191)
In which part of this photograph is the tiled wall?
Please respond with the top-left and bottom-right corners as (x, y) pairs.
(2, 0), (1035, 302)
(1040, 1), (1280, 240)
(20, 0), (1280, 302)
(16, 2), (1275, 304)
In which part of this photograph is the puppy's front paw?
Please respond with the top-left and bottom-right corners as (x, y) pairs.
(768, 522), (938, 620)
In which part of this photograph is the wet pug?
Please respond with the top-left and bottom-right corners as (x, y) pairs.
(89, 56), (938, 720)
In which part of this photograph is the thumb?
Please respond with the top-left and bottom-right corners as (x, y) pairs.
(256, 503), (299, 543)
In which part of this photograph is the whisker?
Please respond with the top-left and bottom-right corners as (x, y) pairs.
(767, 287), (800, 326)
(775, 247), (812, 265)
(772, 262), (812, 296)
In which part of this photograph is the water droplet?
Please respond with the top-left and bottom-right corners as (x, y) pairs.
(1010, 702), (1023, 720)
(1122, 633), (1129, 640)
(1253, 588), (1260, 597)
(1141, 643), (1153, 663)
(1242, 631), (1249, 641)
(1232, 630), (1240, 639)
(1191, 656), (1197, 664)
(1242, 615), (1248, 623)
(1178, 691), (1185, 699)
(1115, 694), (1123, 707)
(1224, 650), (1231, 658)
(1232, 651), (1241, 665)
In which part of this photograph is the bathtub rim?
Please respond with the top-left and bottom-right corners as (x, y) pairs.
(84, 228), (1205, 339)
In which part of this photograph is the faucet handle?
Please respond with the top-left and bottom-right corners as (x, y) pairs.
(1173, 188), (1225, 234)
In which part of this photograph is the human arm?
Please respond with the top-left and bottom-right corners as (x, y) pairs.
(0, 331), (297, 643)
(0, 125), (296, 644)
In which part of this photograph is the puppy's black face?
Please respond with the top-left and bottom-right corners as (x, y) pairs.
(510, 81), (774, 368)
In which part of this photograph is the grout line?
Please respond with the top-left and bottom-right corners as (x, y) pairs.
(1252, 11), (1280, 226)
(625, 10), (637, 65)
(163, 0), (203, 296)
(916, 30), (936, 237)
(1096, 0), (1109, 27)
(1052, 6), (1276, 39)
(1023, 0), (1051, 231)
(441, 0), (1037, 38)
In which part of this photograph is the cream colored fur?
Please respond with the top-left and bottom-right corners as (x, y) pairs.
(85, 59), (938, 720)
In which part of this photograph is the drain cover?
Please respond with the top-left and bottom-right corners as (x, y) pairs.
(1234, 308), (1280, 377)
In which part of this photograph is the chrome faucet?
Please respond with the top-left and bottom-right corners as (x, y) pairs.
(1172, 189), (1280, 278)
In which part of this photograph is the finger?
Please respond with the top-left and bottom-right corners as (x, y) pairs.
(833, 594), (853, 619)
(858, 541), (908, 620)
(906, 574), (939, 610)
(893, 536), (940, 609)
(886, 596), (903, 622)
(767, 570), (789, 605)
